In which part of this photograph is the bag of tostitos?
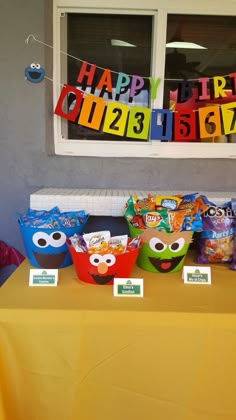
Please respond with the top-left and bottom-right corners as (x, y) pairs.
(196, 197), (234, 264)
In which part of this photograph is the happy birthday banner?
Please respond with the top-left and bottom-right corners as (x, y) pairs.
(54, 63), (236, 141)
(24, 35), (236, 142)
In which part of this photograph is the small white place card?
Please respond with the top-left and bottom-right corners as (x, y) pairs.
(29, 269), (58, 287)
(113, 278), (144, 297)
(182, 266), (211, 285)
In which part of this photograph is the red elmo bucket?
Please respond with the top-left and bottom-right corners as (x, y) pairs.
(67, 243), (140, 285)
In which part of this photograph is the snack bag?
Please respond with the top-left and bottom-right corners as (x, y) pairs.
(155, 195), (182, 210)
(196, 200), (234, 264)
(109, 235), (128, 255)
(124, 196), (136, 221)
(26, 207), (60, 217)
(132, 194), (155, 214)
(141, 209), (171, 231)
(230, 245), (236, 270)
(177, 193), (203, 232)
(130, 215), (146, 229)
(168, 209), (186, 231)
(126, 235), (141, 251)
(19, 207), (88, 228)
(83, 231), (111, 254)
(68, 233), (88, 253)
(230, 198), (236, 270)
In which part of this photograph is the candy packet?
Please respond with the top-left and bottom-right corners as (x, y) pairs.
(127, 235), (142, 251)
(26, 207), (60, 217)
(68, 233), (88, 253)
(55, 210), (87, 227)
(18, 207), (88, 228)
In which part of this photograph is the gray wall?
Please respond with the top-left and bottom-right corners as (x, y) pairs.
(1, 0), (236, 256)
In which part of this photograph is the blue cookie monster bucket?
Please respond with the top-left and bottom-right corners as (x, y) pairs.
(18, 216), (88, 269)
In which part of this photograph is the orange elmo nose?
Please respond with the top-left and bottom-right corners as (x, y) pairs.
(97, 262), (108, 274)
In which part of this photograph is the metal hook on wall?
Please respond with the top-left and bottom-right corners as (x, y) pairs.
(25, 34), (37, 44)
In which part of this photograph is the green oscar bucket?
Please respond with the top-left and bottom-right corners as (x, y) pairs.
(127, 221), (192, 273)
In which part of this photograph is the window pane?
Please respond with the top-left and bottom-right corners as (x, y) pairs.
(164, 14), (236, 143)
(66, 13), (152, 141)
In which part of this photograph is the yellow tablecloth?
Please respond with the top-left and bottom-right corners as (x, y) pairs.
(1, 251), (236, 420)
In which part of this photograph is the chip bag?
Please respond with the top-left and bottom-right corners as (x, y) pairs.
(230, 198), (236, 270)
(196, 200), (234, 264)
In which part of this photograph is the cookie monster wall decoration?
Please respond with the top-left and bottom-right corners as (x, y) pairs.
(137, 229), (193, 273)
(25, 63), (45, 83)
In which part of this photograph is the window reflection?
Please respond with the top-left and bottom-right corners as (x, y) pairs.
(164, 14), (236, 142)
(66, 13), (152, 141)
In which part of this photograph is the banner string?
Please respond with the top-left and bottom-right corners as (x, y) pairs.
(25, 34), (236, 113)
(25, 34), (150, 79)
(25, 36), (236, 141)
(25, 34), (231, 82)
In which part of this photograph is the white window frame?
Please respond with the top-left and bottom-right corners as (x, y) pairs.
(53, 0), (236, 158)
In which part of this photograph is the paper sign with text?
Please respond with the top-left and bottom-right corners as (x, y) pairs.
(182, 266), (211, 285)
(113, 278), (144, 297)
(29, 269), (58, 287)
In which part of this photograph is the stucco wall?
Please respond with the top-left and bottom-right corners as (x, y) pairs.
(1, 0), (235, 256)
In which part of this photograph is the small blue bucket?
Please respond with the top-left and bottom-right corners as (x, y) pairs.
(19, 221), (88, 269)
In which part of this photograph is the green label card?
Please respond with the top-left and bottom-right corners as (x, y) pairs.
(29, 269), (58, 287)
(183, 266), (211, 285)
(113, 278), (144, 297)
